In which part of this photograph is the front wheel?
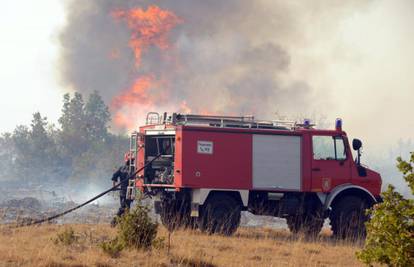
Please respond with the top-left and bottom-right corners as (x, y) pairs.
(329, 196), (369, 240)
(198, 194), (241, 236)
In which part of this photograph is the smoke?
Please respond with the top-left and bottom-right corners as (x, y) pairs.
(58, 1), (414, 195)
(58, 0), (372, 129)
(365, 140), (414, 198)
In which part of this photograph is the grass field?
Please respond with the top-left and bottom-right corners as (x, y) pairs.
(0, 224), (367, 267)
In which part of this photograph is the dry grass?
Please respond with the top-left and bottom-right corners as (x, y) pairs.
(0, 224), (365, 267)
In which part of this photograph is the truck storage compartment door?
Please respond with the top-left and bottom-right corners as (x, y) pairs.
(252, 134), (301, 190)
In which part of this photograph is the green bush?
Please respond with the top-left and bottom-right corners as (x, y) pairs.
(54, 227), (78, 246)
(117, 204), (159, 250)
(100, 203), (161, 256)
(357, 153), (414, 267)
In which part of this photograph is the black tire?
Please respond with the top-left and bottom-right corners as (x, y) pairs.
(329, 196), (369, 240)
(287, 214), (324, 237)
(198, 194), (241, 236)
(160, 198), (195, 232)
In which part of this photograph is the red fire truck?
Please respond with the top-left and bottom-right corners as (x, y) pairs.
(128, 113), (382, 238)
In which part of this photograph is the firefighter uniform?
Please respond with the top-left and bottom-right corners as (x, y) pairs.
(111, 161), (132, 224)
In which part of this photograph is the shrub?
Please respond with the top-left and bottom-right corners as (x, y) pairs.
(357, 153), (414, 267)
(117, 204), (158, 250)
(100, 203), (160, 256)
(54, 227), (78, 246)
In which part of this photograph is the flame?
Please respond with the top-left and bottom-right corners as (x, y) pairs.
(111, 75), (156, 129)
(111, 75), (154, 110)
(110, 5), (182, 130)
(112, 5), (182, 67)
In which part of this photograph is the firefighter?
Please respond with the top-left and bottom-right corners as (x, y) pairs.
(110, 152), (134, 226)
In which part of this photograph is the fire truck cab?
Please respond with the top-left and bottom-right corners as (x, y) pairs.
(129, 112), (382, 238)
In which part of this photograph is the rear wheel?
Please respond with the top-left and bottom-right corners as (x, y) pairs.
(329, 196), (369, 240)
(199, 194), (241, 235)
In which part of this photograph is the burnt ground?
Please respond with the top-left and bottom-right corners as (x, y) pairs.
(0, 182), (329, 230)
(0, 183), (119, 225)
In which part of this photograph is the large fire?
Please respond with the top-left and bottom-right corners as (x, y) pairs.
(110, 5), (183, 129)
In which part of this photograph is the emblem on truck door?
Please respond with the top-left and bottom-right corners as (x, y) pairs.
(322, 177), (331, 191)
(197, 141), (213, 154)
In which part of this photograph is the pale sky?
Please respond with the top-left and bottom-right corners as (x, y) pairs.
(281, 0), (414, 150)
(0, 0), (66, 132)
(0, 0), (413, 154)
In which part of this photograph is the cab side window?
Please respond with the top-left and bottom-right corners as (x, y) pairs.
(313, 136), (346, 160)
(334, 137), (346, 160)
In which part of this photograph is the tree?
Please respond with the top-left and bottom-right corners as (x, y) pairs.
(57, 91), (127, 185)
(357, 153), (414, 266)
(69, 133), (128, 187)
(0, 91), (128, 188)
(85, 90), (111, 142)
(7, 113), (62, 184)
(11, 125), (31, 182)
(0, 133), (15, 181)
(29, 112), (52, 182)
(58, 92), (89, 160)
(29, 112), (64, 183)
(59, 93), (86, 134)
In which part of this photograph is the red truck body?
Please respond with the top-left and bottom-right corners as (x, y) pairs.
(131, 113), (382, 237)
(136, 124), (381, 195)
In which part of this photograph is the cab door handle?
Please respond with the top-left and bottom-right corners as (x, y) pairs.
(312, 168), (321, 171)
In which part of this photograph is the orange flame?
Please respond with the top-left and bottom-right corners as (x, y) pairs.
(111, 75), (158, 129)
(110, 5), (182, 130)
(112, 5), (182, 67)
(112, 75), (154, 109)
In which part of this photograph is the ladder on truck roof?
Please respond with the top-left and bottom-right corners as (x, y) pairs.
(146, 112), (296, 130)
(173, 113), (296, 130)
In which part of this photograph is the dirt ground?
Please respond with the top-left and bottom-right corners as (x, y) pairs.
(0, 224), (366, 267)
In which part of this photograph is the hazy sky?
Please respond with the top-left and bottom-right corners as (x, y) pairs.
(278, 0), (414, 150)
(0, 0), (413, 153)
(0, 1), (65, 132)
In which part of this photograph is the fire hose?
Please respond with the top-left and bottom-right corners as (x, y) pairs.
(13, 149), (165, 227)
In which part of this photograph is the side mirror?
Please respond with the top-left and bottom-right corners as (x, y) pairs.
(352, 139), (362, 151)
(352, 138), (363, 166)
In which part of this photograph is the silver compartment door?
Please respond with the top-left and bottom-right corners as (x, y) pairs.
(252, 134), (301, 190)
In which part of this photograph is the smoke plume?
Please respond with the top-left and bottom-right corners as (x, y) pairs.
(58, 0), (373, 130)
(53, 0), (414, 196)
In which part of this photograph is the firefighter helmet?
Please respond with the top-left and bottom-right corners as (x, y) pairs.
(124, 152), (135, 162)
